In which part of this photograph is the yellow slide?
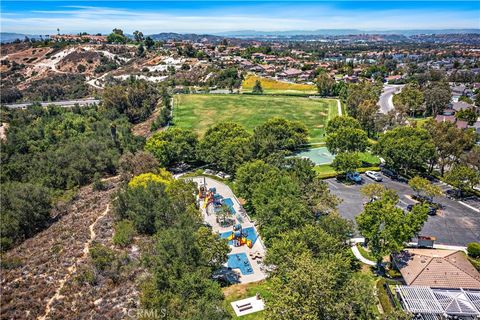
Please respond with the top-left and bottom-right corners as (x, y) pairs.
(227, 232), (235, 241)
(203, 195), (210, 209)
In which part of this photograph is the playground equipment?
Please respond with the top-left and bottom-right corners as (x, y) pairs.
(198, 185), (207, 199)
(226, 224), (253, 248)
(203, 188), (225, 210)
(203, 193), (214, 209)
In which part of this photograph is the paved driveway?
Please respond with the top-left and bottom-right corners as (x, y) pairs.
(325, 174), (480, 246)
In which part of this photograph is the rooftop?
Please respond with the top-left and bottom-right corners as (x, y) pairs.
(393, 249), (480, 289)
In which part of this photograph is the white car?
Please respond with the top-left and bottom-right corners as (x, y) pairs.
(365, 171), (383, 182)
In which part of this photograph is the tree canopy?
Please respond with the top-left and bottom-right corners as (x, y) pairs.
(145, 128), (198, 167)
(356, 190), (428, 266)
(197, 121), (253, 174)
(252, 117), (309, 158)
(374, 126), (435, 175)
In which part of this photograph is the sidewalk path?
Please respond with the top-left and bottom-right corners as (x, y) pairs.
(336, 99), (342, 116)
(351, 243), (376, 266)
(350, 237), (468, 266)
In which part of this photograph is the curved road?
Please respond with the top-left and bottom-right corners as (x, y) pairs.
(378, 84), (404, 114)
(3, 98), (100, 109)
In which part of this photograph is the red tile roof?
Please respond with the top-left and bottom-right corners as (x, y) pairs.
(394, 249), (480, 289)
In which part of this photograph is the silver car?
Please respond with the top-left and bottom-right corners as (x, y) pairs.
(365, 171), (383, 182)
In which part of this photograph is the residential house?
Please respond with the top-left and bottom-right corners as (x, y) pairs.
(452, 101), (475, 112)
(277, 68), (302, 79)
(393, 248), (480, 289)
(435, 114), (468, 129)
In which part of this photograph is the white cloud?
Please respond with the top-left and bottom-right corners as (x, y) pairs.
(1, 5), (478, 34)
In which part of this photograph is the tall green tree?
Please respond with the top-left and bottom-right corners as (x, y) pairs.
(198, 122), (252, 173)
(345, 82), (382, 118)
(356, 190), (428, 267)
(107, 28), (127, 44)
(444, 165), (480, 195)
(424, 81), (451, 115)
(133, 30), (144, 42)
(252, 117), (308, 158)
(316, 72), (336, 96)
(265, 253), (376, 320)
(408, 176), (443, 199)
(393, 83), (424, 117)
(0, 183), (52, 250)
(356, 99), (379, 137)
(252, 79), (263, 94)
(326, 116), (362, 134)
(424, 119), (475, 175)
(145, 128), (198, 167)
(331, 152), (361, 175)
(326, 127), (369, 154)
(374, 126), (435, 175)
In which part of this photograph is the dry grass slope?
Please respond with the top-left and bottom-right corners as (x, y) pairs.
(242, 74), (317, 94)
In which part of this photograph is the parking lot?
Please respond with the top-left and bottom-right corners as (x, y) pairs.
(326, 173), (480, 246)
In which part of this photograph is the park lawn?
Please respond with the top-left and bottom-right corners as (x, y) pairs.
(173, 94), (338, 143)
(408, 116), (432, 127)
(223, 281), (272, 320)
(313, 152), (381, 178)
(242, 74), (317, 95)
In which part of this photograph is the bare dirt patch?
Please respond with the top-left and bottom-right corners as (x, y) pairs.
(0, 176), (145, 320)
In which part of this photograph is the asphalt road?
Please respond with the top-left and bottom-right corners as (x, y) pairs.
(3, 98), (100, 109)
(326, 173), (480, 246)
(378, 84), (404, 114)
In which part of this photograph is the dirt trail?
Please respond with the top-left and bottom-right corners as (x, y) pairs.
(38, 204), (111, 320)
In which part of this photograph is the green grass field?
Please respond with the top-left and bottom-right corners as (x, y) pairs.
(173, 94), (338, 143)
(223, 281), (272, 320)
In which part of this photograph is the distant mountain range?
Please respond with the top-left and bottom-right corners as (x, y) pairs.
(0, 32), (44, 43)
(2, 29), (479, 44)
(215, 29), (480, 37)
(147, 32), (225, 42)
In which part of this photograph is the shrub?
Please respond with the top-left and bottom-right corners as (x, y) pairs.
(75, 265), (97, 285)
(92, 173), (106, 191)
(0, 255), (23, 269)
(467, 242), (480, 258)
(90, 243), (116, 272)
(113, 220), (136, 247)
(376, 279), (393, 314)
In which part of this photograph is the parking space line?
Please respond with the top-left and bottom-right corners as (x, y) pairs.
(458, 201), (480, 213)
(326, 180), (338, 189)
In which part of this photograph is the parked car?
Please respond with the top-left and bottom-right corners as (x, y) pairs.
(412, 194), (433, 203)
(406, 204), (437, 216)
(380, 166), (398, 180)
(346, 171), (362, 184)
(365, 170), (383, 182)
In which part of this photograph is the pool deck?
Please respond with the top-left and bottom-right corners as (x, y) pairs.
(189, 176), (268, 284)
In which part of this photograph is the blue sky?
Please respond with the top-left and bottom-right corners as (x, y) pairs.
(1, 1), (479, 34)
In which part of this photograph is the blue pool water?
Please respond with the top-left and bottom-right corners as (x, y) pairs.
(222, 198), (236, 214)
(220, 226), (258, 246)
(227, 253), (254, 275)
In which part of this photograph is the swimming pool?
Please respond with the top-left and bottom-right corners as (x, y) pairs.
(227, 253), (254, 275)
(294, 146), (335, 165)
(220, 226), (258, 246)
(222, 198), (236, 214)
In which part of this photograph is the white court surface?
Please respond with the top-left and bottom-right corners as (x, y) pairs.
(231, 296), (265, 317)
